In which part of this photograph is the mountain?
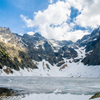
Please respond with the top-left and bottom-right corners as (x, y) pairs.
(74, 26), (100, 65)
(0, 27), (37, 73)
(0, 26), (100, 76)
(0, 27), (75, 70)
(82, 34), (100, 65)
(22, 32), (75, 65)
(75, 27), (100, 51)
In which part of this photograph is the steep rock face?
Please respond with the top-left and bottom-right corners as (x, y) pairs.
(55, 46), (78, 64)
(21, 33), (75, 65)
(22, 33), (76, 65)
(62, 46), (77, 58)
(75, 27), (100, 50)
(22, 33), (46, 46)
(75, 27), (100, 65)
(82, 37), (100, 65)
(0, 27), (24, 48)
(85, 27), (100, 52)
(49, 39), (73, 51)
(22, 33), (56, 65)
(0, 41), (37, 71)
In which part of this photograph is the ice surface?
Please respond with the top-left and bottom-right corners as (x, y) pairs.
(20, 93), (93, 100)
(0, 77), (100, 100)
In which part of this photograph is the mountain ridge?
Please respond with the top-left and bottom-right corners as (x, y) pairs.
(0, 26), (100, 76)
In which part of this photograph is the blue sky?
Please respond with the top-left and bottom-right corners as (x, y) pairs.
(0, 0), (100, 42)
(0, 0), (50, 33)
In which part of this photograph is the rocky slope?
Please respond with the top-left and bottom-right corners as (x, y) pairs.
(75, 26), (100, 65)
(0, 27), (37, 74)
(82, 36), (100, 65)
(21, 31), (75, 65)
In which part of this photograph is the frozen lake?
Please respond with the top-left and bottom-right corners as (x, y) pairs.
(0, 76), (100, 95)
(0, 76), (100, 100)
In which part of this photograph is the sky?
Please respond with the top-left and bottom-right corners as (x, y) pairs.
(0, 0), (100, 42)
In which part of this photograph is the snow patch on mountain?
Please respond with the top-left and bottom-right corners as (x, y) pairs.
(75, 46), (86, 59)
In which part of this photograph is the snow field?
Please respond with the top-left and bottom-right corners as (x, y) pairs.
(20, 93), (100, 100)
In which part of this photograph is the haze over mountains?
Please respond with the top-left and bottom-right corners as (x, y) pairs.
(0, 26), (100, 76)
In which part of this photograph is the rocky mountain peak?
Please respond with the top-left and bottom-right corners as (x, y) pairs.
(75, 26), (100, 48)
(0, 27), (10, 32)
(33, 32), (41, 37)
(0, 27), (10, 35)
(91, 26), (100, 37)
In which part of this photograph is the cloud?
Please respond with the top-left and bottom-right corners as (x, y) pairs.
(20, 1), (72, 39)
(27, 31), (35, 35)
(20, 0), (96, 42)
(73, 0), (100, 28)
(64, 30), (89, 42)
(20, 14), (34, 28)
(65, 0), (100, 28)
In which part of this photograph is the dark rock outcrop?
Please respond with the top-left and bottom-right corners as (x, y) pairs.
(82, 37), (100, 65)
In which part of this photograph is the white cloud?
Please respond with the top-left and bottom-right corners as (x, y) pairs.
(65, 0), (100, 29)
(20, 14), (34, 28)
(63, 30), (89, 42)
(20, 1), (73, 39)
(27, 31), (35, 35)
(66, 0), (82, 11)
(73, 0), (100, 28)
(21, 0), (100, 42)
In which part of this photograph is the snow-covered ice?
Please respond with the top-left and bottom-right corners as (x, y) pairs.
(20, 93), (100, 100)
